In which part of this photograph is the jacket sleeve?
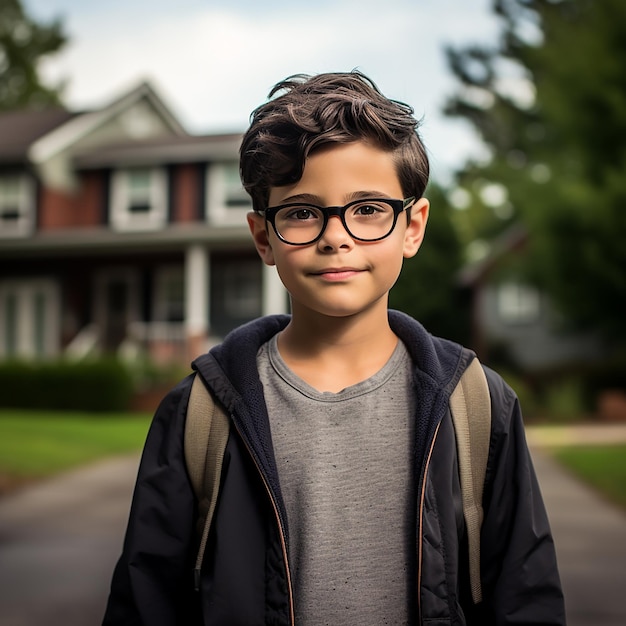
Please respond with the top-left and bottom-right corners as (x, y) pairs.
(476, 369), (566, 626)
(102, 376), (201, 626)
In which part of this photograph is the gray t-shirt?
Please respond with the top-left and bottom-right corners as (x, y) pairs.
(257, 336), (417, 625)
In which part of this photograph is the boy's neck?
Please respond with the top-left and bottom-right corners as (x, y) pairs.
(276, 307), (398, 393)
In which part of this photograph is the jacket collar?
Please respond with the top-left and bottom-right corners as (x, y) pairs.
(196, 311), (471, 413)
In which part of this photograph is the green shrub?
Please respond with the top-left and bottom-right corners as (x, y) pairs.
(541, 377), (587, 423)
(0, 359), (134, 412)
(130, 356), (190, 392)
(497, 369), (541, 420)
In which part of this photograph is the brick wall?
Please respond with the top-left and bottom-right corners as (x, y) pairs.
(172, 163), (202, 223)
(38, 171), (106, 230)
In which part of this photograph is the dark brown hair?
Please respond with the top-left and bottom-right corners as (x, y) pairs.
(239, 71), (430, 212)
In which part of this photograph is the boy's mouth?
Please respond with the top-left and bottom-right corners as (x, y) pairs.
(311, 267), (364, 280)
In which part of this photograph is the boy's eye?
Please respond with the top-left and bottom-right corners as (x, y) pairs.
(284, 207), (320, 220)
(355, 204), (379, 216)
(352, 202), (390, 217)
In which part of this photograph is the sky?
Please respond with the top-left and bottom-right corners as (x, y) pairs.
(24, 0), (501, 181)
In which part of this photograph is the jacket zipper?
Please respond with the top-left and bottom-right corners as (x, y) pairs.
(233, 421), (295, 626)
(417, 420), (442, 624)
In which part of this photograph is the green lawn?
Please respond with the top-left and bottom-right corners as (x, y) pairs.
(0, 410), (151, 479)
(554, 443), (626, 509)
(2, 412), (625, 512)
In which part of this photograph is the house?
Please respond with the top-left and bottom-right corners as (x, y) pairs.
(459, 224), (604, 372)
(0, 82), (288, 364)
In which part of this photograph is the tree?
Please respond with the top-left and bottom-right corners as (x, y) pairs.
(444, 0), (626, 346)
(389, 183), (469, 345)
(0, 0), (67, 110)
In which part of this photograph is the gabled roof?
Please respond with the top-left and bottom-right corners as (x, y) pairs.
(27, 81), (188, 164)
(0, 108), (77, 164)
(74, 133), (242, 168)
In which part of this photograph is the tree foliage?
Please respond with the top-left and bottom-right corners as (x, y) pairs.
(0, 0), (67, 110)
(445, 0), (626, 345)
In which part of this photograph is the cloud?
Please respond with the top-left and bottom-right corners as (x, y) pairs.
(37, 0), (500, 178)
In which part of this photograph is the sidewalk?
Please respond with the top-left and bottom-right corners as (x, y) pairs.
(526, 422), (626, 447)
(0, 425), (624, 625)
(531, 448), (626, 626)
(527, 423), (626, 626)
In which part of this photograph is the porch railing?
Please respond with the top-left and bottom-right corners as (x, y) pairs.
(65, 324), (100, 360)
(125, 321), (188, 363)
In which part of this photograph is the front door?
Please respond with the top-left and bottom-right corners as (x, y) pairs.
(96, 270), (139, 353)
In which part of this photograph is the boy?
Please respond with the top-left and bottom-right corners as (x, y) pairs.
(103, 71), (565, 625)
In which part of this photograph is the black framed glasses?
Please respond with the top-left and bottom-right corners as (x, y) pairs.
(261, 197), (416, 246)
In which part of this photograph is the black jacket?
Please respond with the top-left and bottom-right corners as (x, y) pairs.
(103, 311), (565, 625)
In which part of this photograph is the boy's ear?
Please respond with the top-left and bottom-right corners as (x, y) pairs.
(247, 212), (276, 266)
(403, 197), (429, 259)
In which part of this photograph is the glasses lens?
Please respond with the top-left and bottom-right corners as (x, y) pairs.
(344, 200), (396, 240)
(275, 205), (325, 244)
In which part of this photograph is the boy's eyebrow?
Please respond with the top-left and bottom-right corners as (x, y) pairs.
(274, 191), (395, 206)
(274, 193), (322, 205)
(346, 191), (395, 202)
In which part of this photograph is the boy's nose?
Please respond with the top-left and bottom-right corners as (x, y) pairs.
(317, 215), (354, 251)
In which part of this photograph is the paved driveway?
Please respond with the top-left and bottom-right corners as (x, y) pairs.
(0, 455), (139, 626)
(0, 427), (625, 625)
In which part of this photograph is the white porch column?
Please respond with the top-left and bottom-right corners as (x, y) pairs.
(262, 264), (288, 315)
(185, 244), (209, 337)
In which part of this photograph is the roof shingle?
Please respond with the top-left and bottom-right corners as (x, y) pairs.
(0, 108), (77, 163)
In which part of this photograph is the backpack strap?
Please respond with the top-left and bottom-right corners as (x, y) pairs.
(184, 373), (230, 591)
(449, 356), (491, 604)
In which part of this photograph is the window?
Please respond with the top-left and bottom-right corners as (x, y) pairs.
(126, 169), (153, 213)
(154, 266), (185, 322)
(0, 173), (34, 236)
(119, 102), (162, 139)
(0, 280), (60, 358)
(210, 256), (262, 336)
(222, 163), (250, 209)
(497, 282), (541, 324)
(222, 264), (261, 318)
(206, 162), (251, 225)
(110, 167), (167, 230)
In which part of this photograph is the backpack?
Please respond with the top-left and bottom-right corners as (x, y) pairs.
(184, 357), (491, 603)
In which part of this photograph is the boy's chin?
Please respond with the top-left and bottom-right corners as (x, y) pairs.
(292, 299), (389, 321)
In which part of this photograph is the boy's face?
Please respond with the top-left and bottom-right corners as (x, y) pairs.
(248, 141), (429, 321)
